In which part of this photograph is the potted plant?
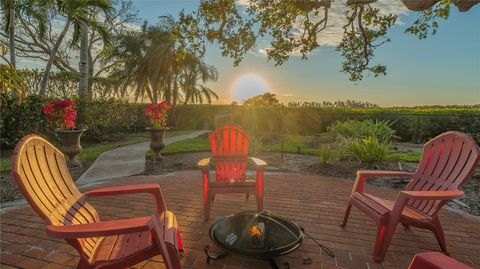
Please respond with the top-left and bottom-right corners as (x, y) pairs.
(145, 99), (172, 161)
(44, 99), (86, 167)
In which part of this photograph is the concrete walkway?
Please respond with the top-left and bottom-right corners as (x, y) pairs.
(76, 130), (208, 185)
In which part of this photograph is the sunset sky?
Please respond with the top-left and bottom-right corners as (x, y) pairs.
(132, 1), (480, 106)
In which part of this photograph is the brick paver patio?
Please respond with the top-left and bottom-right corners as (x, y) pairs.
(1, 171), (479, 269)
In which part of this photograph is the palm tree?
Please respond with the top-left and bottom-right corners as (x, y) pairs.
(38, 0), (113, 95)
(0, 0), (48, 68)
(180, 52), (218, 106)
(108, 21), (176, 103)
(78, 21), (89, 97)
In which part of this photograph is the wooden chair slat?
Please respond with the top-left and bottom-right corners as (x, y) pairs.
(202, 125), (266, 220)
(342, 131), (480, 262)
(12, 135), (182, 268)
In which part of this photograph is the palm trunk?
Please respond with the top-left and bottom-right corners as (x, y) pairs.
(87, 48), (94, 92)
(39, 19), (72, 95)
(8, 0), (16, 68)
(79, 22), (89, 97)
(169, 78), (178, 125)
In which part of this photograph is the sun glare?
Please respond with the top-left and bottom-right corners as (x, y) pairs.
(232, 74), (269, 103)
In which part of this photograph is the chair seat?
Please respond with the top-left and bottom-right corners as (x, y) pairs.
(352, 192), (429, 221)
(210, 179), (256, 188)
(92, 211), (178, 263)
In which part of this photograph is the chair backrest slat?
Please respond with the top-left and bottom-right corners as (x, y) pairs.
(12, 135), (101, 260)
(209, 125), (249, 181)
(406, 131), (480, 216)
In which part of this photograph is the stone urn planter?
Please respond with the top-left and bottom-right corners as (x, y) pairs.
(56, 128), (86, 167)
(146, 127), (168, 161)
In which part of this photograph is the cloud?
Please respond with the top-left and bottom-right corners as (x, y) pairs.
(242, 0), (411, 57)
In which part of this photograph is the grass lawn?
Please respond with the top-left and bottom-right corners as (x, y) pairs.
(0, 130), (196, 173)
(150, 134), (422, 163)
(146, 137), (211, 158)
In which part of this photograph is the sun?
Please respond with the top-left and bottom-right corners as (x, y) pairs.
(232, 74), (269, 102)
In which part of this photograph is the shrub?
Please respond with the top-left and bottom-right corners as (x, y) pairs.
(0, 93), (145, 149)
(341, 136), (389, 165)
(319, 145), (335, 165)
(1, 92), (54, 148)
(327, 119), (397, 143)
(75, 98), (143, 143)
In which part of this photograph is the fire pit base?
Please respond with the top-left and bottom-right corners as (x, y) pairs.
(204, 245), (283, 269)
(206, 211), (303, 268)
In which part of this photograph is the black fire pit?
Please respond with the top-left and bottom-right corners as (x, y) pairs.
(205, 211), (304, 268)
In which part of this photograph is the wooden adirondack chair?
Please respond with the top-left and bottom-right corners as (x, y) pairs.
(408, 252), (474, 269)
(198, 125), (267, 221)
(11, 135), (183, 269)
(341, 131), (480, 262)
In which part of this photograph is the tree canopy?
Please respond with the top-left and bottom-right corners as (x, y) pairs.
(175, 0), (478, 82)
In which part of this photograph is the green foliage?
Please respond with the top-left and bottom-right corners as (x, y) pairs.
(75, 98), (144, 143)
(0, 45), (25, 101)
(319, 145), (335, 165)
(337, 5), (397, 81)
(405, 1), (451, 39)
(341, 136), (389, 164)
(327, 119), (397, 143)
(176, 1), (460, 81)
(1, 159), (12, 173)
(1, 92), (53, 149)
(262, 135), (320, 155)
(243, 93), (281, 108)
(0, 92), (144, 149)
(386, 151), (421, 163)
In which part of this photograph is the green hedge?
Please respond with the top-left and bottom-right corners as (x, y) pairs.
(1, 93), (478, 149)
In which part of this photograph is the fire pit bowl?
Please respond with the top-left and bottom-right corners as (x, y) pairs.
(206, 211), (303, 267)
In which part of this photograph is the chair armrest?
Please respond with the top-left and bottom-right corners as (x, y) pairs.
(46, 216), (155, 239)
(84, 184), (167, 213)
(198, 158), (211, 171)
(399, 190), (465, 201)
(352, 170), (413, 193)
(357, 170), (413, 178)
(249, 157), (267, 168)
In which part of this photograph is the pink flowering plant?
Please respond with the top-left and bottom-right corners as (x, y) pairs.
(43, 100), (77, 129)
(146, 100), (172, 128)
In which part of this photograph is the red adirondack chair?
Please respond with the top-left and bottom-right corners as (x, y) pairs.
(408, 252), (474, 269)
(12, 135), (183, 269)
(198, 125), (267, 221)
(341, 131), (480, 262)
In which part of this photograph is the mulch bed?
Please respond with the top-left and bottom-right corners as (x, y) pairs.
(0, 160), (93, 203)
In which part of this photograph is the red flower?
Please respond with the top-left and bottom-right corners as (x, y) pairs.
(43, 99), (77, 129)
(146, 99), (171, 128)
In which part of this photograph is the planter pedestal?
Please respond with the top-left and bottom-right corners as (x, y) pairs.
(56, 128), (86, 167)
(146, 127), (168, 161)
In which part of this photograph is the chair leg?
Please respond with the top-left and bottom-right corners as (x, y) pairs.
(373, 222), (397, 262)
(165, 242), (182, 269)
(340, 199), (352, 227)
(154, 225), (177, 269)
(204, 194), (211, 221)
(256, 192), (263, 212)
(177, 228), (184, 252)
(431, 216), (448, 253)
